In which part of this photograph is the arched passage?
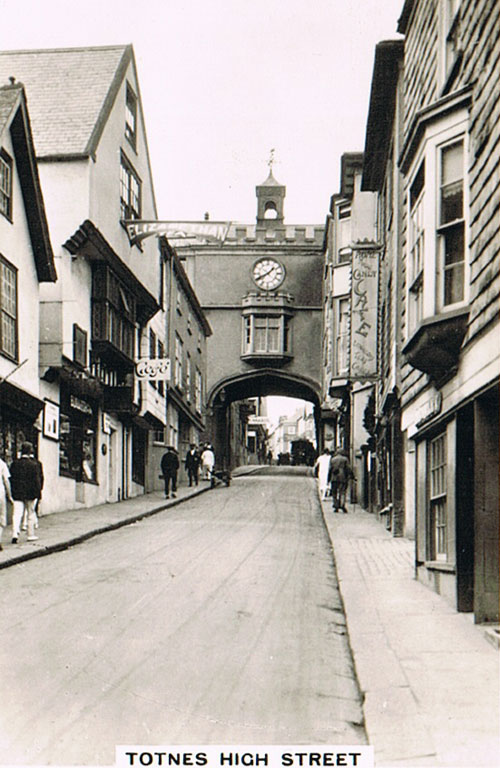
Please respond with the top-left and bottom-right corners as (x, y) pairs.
(206, 368), (321, 470)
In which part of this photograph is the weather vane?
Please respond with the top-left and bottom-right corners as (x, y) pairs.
(267, 148), (275, 173)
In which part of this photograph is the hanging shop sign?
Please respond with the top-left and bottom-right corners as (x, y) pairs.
(135, 358), (171, 381)
(350, 248), (379, 378)
(125, 220), (232, 246)
(70, 395), (93, 415)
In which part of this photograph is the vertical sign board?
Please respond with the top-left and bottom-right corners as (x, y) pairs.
(350, 249), (379, 378)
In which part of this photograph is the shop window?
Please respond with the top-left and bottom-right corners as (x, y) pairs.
(120, 152), (141, 220)
(429, 433), (447, 561)
(125, 83), (137, 149)
(73, 324), (88, 368)
(0, 149), (12, 220)
(0, 254), (18, 360)
(58, 391), (97, 482)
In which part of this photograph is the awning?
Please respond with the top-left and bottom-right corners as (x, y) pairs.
(0, 380), (44, 420)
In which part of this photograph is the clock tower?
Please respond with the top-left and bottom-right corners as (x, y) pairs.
(256, 169), (286, 226)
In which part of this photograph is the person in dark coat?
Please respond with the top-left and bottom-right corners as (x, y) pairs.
(184, 444), (200, 487)
(328, 448), (354, 513)
(161, 446), (179, 499)
(10, 442), (44, 542)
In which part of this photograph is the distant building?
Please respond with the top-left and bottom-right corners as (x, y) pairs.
(157, 239), (211, 486)
(170, 170), (325, 468)
(320, 153), (379, 503)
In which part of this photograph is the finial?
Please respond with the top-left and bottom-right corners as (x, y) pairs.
(267, 148), (275, 173)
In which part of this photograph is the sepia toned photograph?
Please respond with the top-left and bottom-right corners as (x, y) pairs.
(0, 1), (498, 766)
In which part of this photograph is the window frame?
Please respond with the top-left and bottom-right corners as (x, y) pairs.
(73, 324), (88, 368)
(0, 253), (18, 361)
(241, 312), (292, 358)
(404, 108), (469, 338)
(334, 296), (350, 376)
(428, 432), (448, 562)
(0, 149), (13, 221)
(125, 82), (138, 150)
(120, 152), (142, 221)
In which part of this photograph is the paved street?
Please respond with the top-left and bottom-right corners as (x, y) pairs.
(0, 469), (366, 766)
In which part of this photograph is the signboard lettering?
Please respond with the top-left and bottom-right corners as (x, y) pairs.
(350, 249), (379, 378)
(135, 358), (171, 381)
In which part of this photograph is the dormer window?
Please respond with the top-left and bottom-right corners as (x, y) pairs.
(125, 83), (137, 149)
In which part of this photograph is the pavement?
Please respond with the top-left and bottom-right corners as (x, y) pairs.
(0, 467), (498, 768)
(319, 496), (500, 768)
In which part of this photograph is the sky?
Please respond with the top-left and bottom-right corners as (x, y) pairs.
(1, 0), (403, 224)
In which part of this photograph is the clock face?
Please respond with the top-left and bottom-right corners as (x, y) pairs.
(252, 258), (285, 290)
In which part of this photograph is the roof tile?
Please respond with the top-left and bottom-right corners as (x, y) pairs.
(0, 46), (129, 157)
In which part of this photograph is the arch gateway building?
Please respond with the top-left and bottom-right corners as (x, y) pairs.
(170, 171), (325, 467)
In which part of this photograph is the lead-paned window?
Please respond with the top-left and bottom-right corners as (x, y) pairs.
(0, 255), (17, 360)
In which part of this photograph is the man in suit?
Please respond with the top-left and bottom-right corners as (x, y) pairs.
(184, 444), (200, 487)
(10, 442), (44, 543)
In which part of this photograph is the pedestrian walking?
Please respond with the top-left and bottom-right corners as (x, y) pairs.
(184, 444), (200, 487)
(0, 454), (14, 551)
(314, 448), (331, 500)
(328, 448), (353, 513)
(161, 446), (179, 499)
(10, 442), (44, 543)
(200, 444), (215, 480)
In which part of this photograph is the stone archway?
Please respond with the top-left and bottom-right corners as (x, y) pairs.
(205, 368), (321, 470)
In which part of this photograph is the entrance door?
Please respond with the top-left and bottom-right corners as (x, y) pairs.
(474, 387), (499, 622)
(107, 429), (116, 502)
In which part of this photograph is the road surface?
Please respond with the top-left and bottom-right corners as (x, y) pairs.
(0, 468), (366, 765)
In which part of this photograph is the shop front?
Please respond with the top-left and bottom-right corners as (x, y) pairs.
(0, 380), (43, 463)
(58, 383), (99, 486)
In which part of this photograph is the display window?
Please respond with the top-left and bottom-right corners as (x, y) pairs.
(58, 388), (98, 483)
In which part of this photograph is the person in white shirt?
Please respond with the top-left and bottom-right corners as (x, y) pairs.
(0, 456), (14, 551)
(314, 448), (331, 500)
(200, 444), (215, 480)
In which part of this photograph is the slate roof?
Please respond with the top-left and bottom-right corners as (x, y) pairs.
(0, 83), (56, 281)
(0, 46), (131, 158)
(0, 85), (20, 132)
